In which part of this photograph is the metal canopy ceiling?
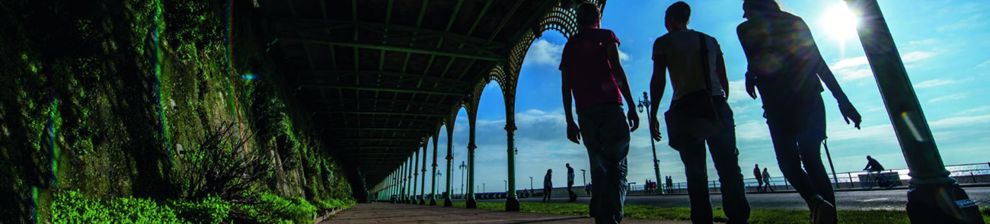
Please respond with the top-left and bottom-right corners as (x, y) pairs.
(260, 0), (600, 186)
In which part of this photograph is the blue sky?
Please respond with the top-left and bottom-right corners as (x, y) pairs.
(410, 0), (990, 193)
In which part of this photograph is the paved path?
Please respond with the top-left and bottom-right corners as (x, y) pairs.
(325, 203), (688, 223)
(499, 186), (990, 211)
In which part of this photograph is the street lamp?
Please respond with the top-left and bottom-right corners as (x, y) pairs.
(637, 91), (663, 194)
(504, 180), (508, 192)
(459, 161), (467, 197)
(529, 176), (534, 194)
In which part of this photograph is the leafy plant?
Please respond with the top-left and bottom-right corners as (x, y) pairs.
(169, 196), (231, 224)
(174, 122), (271, 201)
(232, 191), (317, 224)
(51, 190), (184, 223)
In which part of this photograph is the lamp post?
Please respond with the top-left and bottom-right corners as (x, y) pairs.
(637, 91), (663, 194)
(529, 176), (534, 194)
(459, 161), (467, 198)
(504, 180), (508, 192)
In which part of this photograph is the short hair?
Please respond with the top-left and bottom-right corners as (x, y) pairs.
(576, 3), (600, 27)
(666, 1), (691, 25)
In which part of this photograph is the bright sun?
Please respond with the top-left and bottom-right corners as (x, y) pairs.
(820, 3), (860, 41)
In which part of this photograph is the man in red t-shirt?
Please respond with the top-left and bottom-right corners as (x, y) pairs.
(559, 3), (639, 224)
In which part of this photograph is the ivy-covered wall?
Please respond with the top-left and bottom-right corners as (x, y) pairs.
(0, 0), (352, 222)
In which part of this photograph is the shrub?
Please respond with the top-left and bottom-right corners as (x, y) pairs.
(316, 198), (355, 211)
(174, 122), (271, 201)
(232, 191), (317, 224)
(169, 196), (231, 224)
(52, 191), (183, 223)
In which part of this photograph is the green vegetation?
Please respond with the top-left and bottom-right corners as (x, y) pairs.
(52, 190), (355, 223)
(52, 191), (183, 223)
(0, 0), (354, 222)
(453, 201), (950, 223)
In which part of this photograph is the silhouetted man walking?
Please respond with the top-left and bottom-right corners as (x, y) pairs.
(567, 163), (577, 202)
(543, 169), (553, 202)
(649, 2), (750, 223)
(560, 3), (639, 223)
(737, 0), (862, 223)
(755, 164), (764, 192)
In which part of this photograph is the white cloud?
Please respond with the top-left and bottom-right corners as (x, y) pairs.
(830, 51), (936, 81)
(524, 39), (564, 67)
(930, 114), (990, 129)
(736, 121), (770, 141)
(827, 124), (894, 142)
(927, 93), (967, 104)
(977, 59), (990, 68)
(914, 79), (956, 89)
(727, 79), (751, 104)
(618, 48), (631, 62)
(830, 56), (872, 81)
(902, 51), (934, 64)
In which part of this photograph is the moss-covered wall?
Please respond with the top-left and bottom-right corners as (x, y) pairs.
(0, 0), (351, 222)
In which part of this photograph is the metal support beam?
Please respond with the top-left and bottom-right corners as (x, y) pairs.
(301, 85), (465, 96)
(444, 117), (456, 207)
(420, 143), (428, 205)
(322, 111), (447, 118)
(845, 0), (982, 223)
(412, 149), (419, 204)
(282, 38), (504, 62)
(430, 134), (439, 206)
(465, 109), (478, 208)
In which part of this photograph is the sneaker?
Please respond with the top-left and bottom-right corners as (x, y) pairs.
(811, 195), (837, 224)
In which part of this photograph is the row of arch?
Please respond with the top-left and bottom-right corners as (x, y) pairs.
(368, 1), (606, 210)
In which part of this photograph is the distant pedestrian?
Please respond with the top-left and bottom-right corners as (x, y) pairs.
(559, 3), (639, 223)
(650, 2), (750, 223)
(543, 169), (553, 202)
(754, 164), (764, 192)
(665, 176), (674, 194)
(567, 163), (577, 202)
(763, 168), (774, 192)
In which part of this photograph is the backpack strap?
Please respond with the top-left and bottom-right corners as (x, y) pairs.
(698, 31), (713, 92)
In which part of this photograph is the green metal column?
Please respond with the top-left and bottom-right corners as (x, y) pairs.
(505, 122), (520, 211)
(412, 148), (420, 204)
(466, 110), (478, 208)
(845, 0), (982, 223)
(403, 158), (410, 203)
(430, 134), (439, 206)
(444, 122), (455, 207)
(420, 143), (428, 205)
(405, 156), (412, 203)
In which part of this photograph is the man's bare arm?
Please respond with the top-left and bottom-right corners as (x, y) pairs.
(606, 43), (639, 131)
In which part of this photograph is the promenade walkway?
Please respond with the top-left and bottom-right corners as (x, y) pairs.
(324, 203), (687, 223)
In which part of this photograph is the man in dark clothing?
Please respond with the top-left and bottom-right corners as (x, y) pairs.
(754, 164), (764, 192)
(864, 155), (885, 173)
(649, 2), (750, 223)
(666, 176), (674, 194)
(560, 3), (639, 223)
(567, 163), (577, 202)
(736, 0), (862, 223)
(543, 169), (553, 202)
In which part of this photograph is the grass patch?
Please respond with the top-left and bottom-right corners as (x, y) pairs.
(452, 201), (926, 223)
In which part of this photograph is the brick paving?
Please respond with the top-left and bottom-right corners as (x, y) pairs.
(324, 203), (688, 224)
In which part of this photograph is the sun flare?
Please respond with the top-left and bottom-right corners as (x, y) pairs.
(820, 3), (860, 41)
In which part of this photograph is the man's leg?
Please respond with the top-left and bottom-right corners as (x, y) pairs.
(678, 142), (712, 224)
(768, 123), (818, 204)
(579, 109), (605, 219)
(707, 99), (751, 223)
(797, 97), (835, 205)
(582, 107), (630, 224)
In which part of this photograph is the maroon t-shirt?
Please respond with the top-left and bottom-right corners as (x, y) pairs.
(559, 29), (623, 112)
